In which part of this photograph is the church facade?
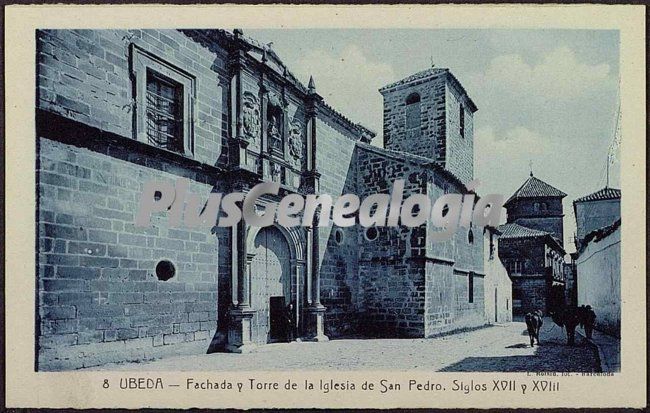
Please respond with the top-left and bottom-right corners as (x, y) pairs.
(36, 29), (504, 370)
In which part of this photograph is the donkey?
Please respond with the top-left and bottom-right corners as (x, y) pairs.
(524, 309), (544, 347)
(549, 306), (582, 345)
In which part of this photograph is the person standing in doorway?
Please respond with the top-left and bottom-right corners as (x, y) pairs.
(285, 302), (295, 342)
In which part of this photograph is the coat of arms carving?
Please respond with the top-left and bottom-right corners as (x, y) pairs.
(242, 92), (260, 141)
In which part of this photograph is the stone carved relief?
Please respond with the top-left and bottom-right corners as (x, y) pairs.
(270, 163), (282, 183)
(268, 112), (283, 152)
(242, 92), (261, 141)
(267, 91), (283, 108)
(288, 120), (303, 160)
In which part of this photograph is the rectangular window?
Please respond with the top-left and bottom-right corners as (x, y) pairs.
(131, 44), (195, 156)
(510, 260), (522, 274)
(146, 71), (184, 153)
(468, 272), (474, 303)
(489, 232), (495, 260)
(459, 104), (465, 138)
(405, 94), (421, 131)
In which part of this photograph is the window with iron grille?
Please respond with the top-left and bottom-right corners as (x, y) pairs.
(146, 71), (184, 153)
(131, 44), (195, 156)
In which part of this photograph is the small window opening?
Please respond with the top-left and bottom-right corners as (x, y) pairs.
(365, 227), (378, 241)
(468, 272), (474, 303)
(156, 260), (176, 281)
(459, 104), (465, 138)
(405, 93), (421, 131)
(334, 228), (344, 245)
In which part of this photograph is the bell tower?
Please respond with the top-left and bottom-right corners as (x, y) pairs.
(379, 67), (477, 184)
(504, 173), (567, 246)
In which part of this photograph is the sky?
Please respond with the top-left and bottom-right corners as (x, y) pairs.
(247, 29), (621, 253)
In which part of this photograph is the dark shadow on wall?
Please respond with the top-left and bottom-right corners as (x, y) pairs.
(319, 145), (361, 339)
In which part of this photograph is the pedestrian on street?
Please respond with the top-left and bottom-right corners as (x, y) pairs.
(584, 305), (596, 339)
(285, 302), (295, 342)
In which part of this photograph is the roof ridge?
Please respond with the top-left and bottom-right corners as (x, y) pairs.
(379, 67), (448, 92)
(192, 29), (376, 141)
(574, 187), (621, 203)
(505, 175), (567, 206)
(499, 222), (550, 234)
(355, 142), (470, 193)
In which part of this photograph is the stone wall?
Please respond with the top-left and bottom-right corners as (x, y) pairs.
(423, 176), (485, 335)
(356, 147), (428, 337)
(382, 75), (445, 163)
(354, 145), (486, 338)
(381, 73), (474, 185)
(511, 277), (549, 315)
(498, 236), (552, 315)
(37, 139), (227, 370)
(576, 226), (620, 337)
(444, 83), (474, 183)
(506, 198), (564, 246)
(37, 29), (229, 166)
(35, 29), (234, 370)
(316, 117), (362, 337)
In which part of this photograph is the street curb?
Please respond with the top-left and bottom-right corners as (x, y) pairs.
(575, 329), (606, 372)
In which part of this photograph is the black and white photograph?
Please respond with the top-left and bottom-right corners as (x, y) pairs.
(34, 26), (622, 373)
(4, 3), (646, 410)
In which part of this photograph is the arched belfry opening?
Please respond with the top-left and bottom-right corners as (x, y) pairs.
(405, 92), (421, 132)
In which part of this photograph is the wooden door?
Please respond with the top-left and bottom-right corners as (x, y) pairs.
(250, 227), (291, 344)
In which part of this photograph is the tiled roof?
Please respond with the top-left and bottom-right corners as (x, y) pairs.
(505, 175), (567, 206)
(379, 67), (448, 91)
(497, 222), (550, 240)
(574, 187), (621, 203)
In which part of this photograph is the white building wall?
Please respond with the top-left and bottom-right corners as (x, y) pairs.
(484, 230), (513, 324)
(576, 227), (620, 337)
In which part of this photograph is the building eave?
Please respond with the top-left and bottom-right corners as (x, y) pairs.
(356, 142), (471, 194)
(182, 29), (375, 143)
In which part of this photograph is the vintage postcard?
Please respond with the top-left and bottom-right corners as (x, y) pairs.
(4, 4), (646, 409)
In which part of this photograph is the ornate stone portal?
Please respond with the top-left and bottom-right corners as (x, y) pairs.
(224, 54), (329, 354)
(225, 223), (322, 353)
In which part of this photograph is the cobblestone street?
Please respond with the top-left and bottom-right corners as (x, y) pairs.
(91, 318), (599, 372)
